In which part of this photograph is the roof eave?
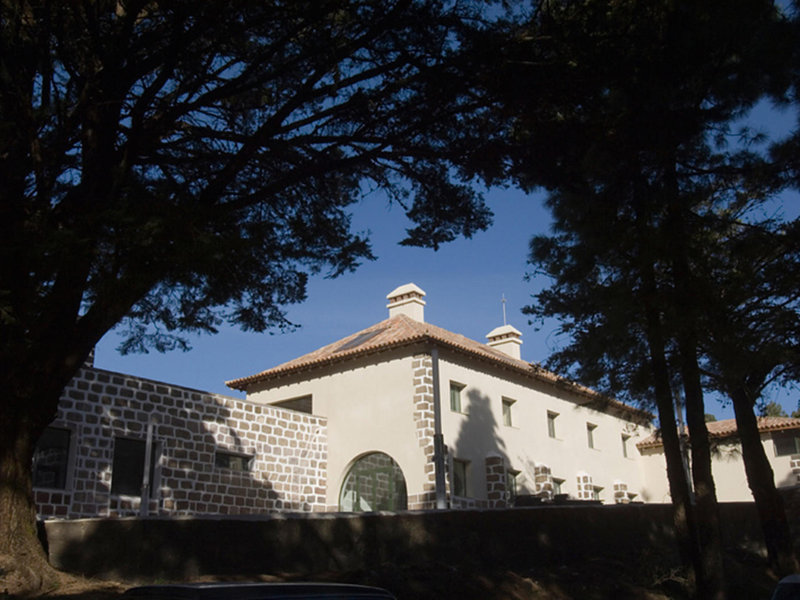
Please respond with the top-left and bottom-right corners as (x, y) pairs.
(226, 334), (652, 421)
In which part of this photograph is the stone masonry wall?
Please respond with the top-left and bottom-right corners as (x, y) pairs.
(35, 366), (328, 519)
(410, 354), (437, 510)
(485, 455), (507, 508)
(576, 472), (594, 501)
(534, 463), (554, 499)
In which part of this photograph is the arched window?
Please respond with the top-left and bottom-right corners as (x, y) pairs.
(339, 452), (407, 512)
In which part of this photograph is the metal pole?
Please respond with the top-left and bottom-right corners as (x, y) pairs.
(431, 347), (447, 509)
(140, 415), (157, 517)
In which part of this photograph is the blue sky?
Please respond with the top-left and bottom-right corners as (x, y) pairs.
(96, 186), (557, 396)
(95, 182), (799, 421)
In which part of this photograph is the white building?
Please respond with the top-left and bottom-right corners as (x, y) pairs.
(227, 283), (655, 511)
(638, 416), (800, 503)
(33, 283), (800, 517)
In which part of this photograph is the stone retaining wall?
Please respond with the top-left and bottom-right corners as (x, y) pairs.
(44, 502), (766, 581)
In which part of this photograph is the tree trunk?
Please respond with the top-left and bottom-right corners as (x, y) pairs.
(633, 185), (702, 594)
(642, 310), (701, 593)
(0, 400), (60, 595)
(730, 387), (799, 575)
(662, 160), (726, 599)
(680, 343), (726, 600)
(0, 343), (95, 595)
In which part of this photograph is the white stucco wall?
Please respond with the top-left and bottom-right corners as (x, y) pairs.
(637, 433), (800, 503)
(435, 352), (652, 503)
(244, 346), (657, 508)
(245, 350), (425, 509)
(638, 447), (673, 503)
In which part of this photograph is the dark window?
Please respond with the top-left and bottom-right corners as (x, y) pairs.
(215, 451), (253, 472)
(450, 382), (464, 413)
(452, 459), (469, 497)
(111, 438), (158, 496)
(587, 423), (597, 449)
(339, 452), (407, 512)
(506, 469), (519, 503)
(774, 431), (800, 456)
(33, 427), (71, 489)
(273, 395), (312, 414)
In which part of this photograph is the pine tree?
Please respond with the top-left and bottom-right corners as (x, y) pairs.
(0, 1), (495, 591)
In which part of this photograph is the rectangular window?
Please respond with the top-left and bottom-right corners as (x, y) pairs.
(506, 469), (520, 503)
(553, 478), (564, 496)
(452, 459), (469, 497)
(587, 423), (597, 449)
(111, 437), (158, 497)
(32, 427), (71, 489)
(450, 382), (465, 413)
(621, 434), (630, 458)
(273, 394), (312, 414)
(502, 397), (515, 427)
(547, 411), (558, 438)
(215, 451), (253, 472)
(774, 431), (800, 456)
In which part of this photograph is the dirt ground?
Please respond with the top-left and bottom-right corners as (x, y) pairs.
(6, 552), (782, 600)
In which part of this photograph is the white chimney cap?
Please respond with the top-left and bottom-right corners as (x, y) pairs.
(486, 324), (522, 340)
(387, 283), (426, 300)
(387, 283), (426, 322)
(486, 324), (522, 359)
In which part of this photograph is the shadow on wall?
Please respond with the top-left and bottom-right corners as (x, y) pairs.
(778, 470), (799, 488)
(449, 390), (508, 507)
(39, 366), (328, 576)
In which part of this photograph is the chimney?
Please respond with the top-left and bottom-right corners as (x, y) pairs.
(486, 324), (522, 359)
(387, 283), (426, 322)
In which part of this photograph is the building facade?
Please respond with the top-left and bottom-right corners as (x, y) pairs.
(638, 416), (800, 503)
(33, 284), (800, 518)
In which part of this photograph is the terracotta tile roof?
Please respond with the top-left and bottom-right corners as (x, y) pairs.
(636, 416), (800, 449)
(226, 314), (651, 420)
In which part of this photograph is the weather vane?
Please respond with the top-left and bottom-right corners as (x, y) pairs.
(501, 294), (507, 326)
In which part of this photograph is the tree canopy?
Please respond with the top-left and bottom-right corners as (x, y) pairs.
(464, 0), (800, 592)
(0, 0), (498, 590)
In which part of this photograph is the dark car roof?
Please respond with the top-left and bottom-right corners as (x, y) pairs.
(122, 583), (396, 600)
(772, 575), (800, 600)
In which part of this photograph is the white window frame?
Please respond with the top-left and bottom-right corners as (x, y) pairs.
(547, 411), (559, 439)
(502, 397), (516, 427)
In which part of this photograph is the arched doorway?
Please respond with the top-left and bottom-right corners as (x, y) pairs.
(339, 452), (407, 512)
